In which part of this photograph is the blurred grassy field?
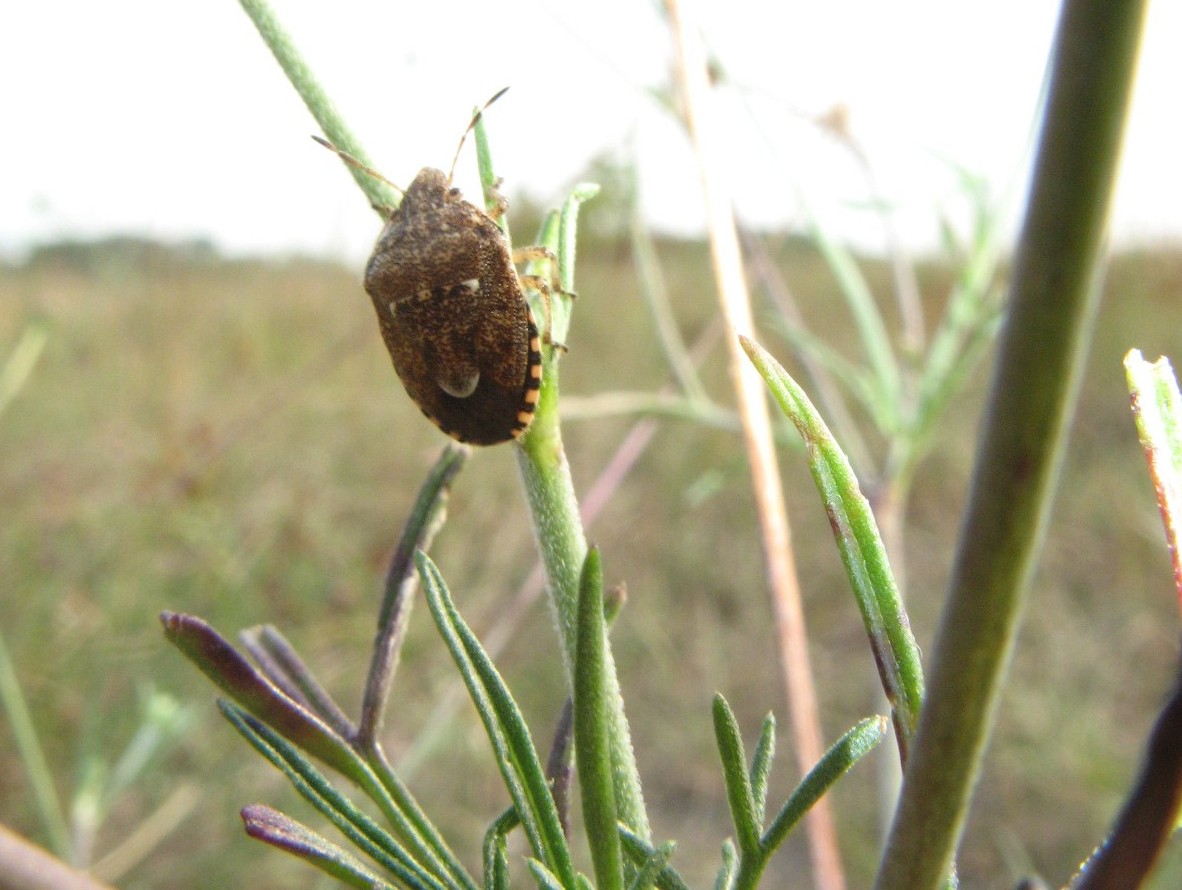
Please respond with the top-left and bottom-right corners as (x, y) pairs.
(1, 235), (1181, 888)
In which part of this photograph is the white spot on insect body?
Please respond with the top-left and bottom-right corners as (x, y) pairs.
(439, 372), (480, 399)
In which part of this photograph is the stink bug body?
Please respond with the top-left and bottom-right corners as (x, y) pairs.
(317, 90), (550, 446)
(363, 167), (543, 445)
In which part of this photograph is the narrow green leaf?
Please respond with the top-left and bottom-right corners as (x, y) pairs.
(473, 99), (504, 233)
(241, 804), (395, 889)
(419, 552), (576, 889)
(574, 547), (624, 890)
(525, 859), (569, 890)
(770, 320), (893, 433)
(362, 755), (476, 890)
(220, 701), (447, 890)
(537, 182), (598, 352)
(360, 442), (469, 749)
(713, 839), (738, 890)
(748, 714), (776, 827)
(482, 807), (518, 890)
(162, 613), (362, 780)
(630, 205), (709, 403)
(1125, 350), (1182, 605)
(740, 337), (925, 750)
(559, 183), (599, 293)
(165, 614), (471, 888)
(625, 840), (677, 890)
(762, 716), (888, 856)
(908, 227), (1005, 481)
(711, 695), (761, 857)
(619, 828), (693, 890)
(240, 624), (355, 740)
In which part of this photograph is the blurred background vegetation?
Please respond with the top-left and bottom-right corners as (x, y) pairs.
(1, 224), (1180, 888)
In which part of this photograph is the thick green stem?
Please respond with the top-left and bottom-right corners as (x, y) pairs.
(512, 187), (650, 843)
(515, 347), (650, 843)
(874, 2), (1148, 887)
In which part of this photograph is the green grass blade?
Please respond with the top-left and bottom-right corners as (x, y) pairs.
(101, 689), (193, 813)
(0, 629), (70, 858)
(905, 181), (1006, 480)
(473, 103), (506, 234)
(574, 548), (624, 890)
(740, 337), (925, 748)
(555, 183), (600, 344)
(711, 695), (761, 858)
(630, 205), (709, 403)
(418, 552), (576, 889)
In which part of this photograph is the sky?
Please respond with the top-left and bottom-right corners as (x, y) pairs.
(1, 1), (1178, 264)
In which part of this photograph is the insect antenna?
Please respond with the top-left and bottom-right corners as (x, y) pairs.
(311, 136), (404, 197)
(445, 86), (510, 184)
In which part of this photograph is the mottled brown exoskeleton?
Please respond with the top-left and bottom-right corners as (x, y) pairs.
(318, 91), (555, 445)
(364, 166), (544, 445)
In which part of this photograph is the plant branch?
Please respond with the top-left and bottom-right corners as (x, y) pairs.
(358, 444), (469, 751)
(238, 0), (398, 213)
(514, 200), (652, 840)
(874, 2), (1149, 886)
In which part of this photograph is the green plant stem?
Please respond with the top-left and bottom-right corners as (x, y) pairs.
(874, 2), (1148, 887)
(515, 205), (650, 843)
(515, 338), (650, 844)
(237, 0), (398, 213)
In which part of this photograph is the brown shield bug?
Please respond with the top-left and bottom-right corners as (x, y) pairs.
(316, 90), (556, 446)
